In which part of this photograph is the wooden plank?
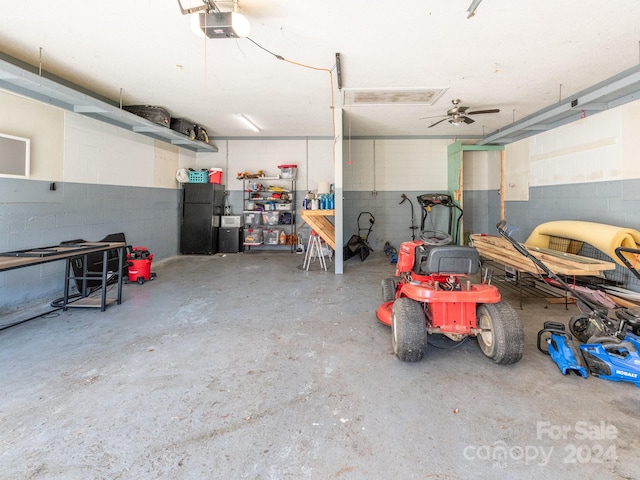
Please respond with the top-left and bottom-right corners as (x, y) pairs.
(301, 211), (336, 250)
(471, 235), (614, 270)
(606, 293), (640, 309)
(472, 235), (614, 270)
(470, 234), (614, 276)
(545, 297), (576, 304)
(300, 209), (335, 216)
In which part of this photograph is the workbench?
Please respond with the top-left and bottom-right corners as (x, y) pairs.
(470, 234), (616, 308)
(300, 210), (335, 250)
(0, 242), (126, 312)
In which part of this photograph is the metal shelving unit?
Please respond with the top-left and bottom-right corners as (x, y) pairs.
(243, 177), (296, 252)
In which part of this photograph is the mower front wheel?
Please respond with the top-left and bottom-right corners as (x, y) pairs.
(392, 298), (427, 362)
(476, 302), (525, 365)
(381, 277), (399, 303)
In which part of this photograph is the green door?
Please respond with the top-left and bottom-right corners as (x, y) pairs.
(447, 142), (505, 244)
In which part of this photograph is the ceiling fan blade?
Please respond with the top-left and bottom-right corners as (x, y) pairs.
(419, 114), (446, 120)
(463, 116), (475, 124)
(428, 118), (449, 128)
(457, 106), (470, 114)
(467, 108), (500, 115)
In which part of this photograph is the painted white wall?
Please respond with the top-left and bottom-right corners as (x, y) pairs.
(621, 99), (640, 179)
(0, 90), (63, 181)
(307, 139), (335, 193)
(503, 139), (530, 201)
(0, 90), (220, 188)
(187, 138), (334, 192)
(463, 150), (501, 190)
(1, 90), (336, 190)
(227, 139), (306, 188)
(4, 87), (639, 197)
(64, 113), (154, 186)
(344, 138), (450, 192)
(191, 142), (226, 180)
(519, 99), (639, 187)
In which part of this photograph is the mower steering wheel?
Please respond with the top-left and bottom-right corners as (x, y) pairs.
(419, 230), (452, 246)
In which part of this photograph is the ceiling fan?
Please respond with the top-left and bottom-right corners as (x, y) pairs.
(421, 99), (500, 128)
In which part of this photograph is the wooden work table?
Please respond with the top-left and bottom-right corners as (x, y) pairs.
(0, 242), (126, 312)
(300, 210), (335, 250)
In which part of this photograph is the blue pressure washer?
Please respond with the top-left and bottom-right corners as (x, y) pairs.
(537, 321), (588, 378)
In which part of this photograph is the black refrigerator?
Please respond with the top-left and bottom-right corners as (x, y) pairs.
(180, 183), (225, 254)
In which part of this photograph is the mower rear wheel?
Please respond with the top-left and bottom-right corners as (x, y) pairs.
(476, 302), (524, 364)
(569, 314), (592, 343)
(381, 277), (398, 303)
(392, 297), (427, 362)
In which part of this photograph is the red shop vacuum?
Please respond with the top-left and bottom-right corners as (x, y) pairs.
(127, 246), (156, 285)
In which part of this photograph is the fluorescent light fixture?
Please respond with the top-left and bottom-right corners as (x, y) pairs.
(198, 11), (250, 38)
(236, 114), (260, 132)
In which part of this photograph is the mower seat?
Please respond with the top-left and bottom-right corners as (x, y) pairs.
(414, 245), (480, 276)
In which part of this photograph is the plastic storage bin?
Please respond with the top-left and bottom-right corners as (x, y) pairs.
(264, 229), (279, 245)
(245, 212), (262, 226)
(244, 228), (263, 244)
(262, 212), (281, 225)
(278, 164), (297, 179)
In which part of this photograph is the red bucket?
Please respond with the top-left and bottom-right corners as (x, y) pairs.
(209, 168), (223, 184)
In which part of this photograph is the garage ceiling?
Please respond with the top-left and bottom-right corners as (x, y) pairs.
(0, 0), (639, 144)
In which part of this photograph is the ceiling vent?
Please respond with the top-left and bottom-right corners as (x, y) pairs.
(343, 88), (448, 106)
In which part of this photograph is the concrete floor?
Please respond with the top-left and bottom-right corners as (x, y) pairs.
(1, 251), (639, 479)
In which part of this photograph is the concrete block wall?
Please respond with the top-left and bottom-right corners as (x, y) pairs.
(505, 179), (640, 243)
(342, 190), (454, 252)
(504, 178), (640, 290)
(341, 141), (513, 250)
(0, 177), (179, 311)
(341, 138), (451, 251)
(461, 189), (501, 239)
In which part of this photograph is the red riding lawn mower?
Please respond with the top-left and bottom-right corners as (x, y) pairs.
(377, 230), (525, 364)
